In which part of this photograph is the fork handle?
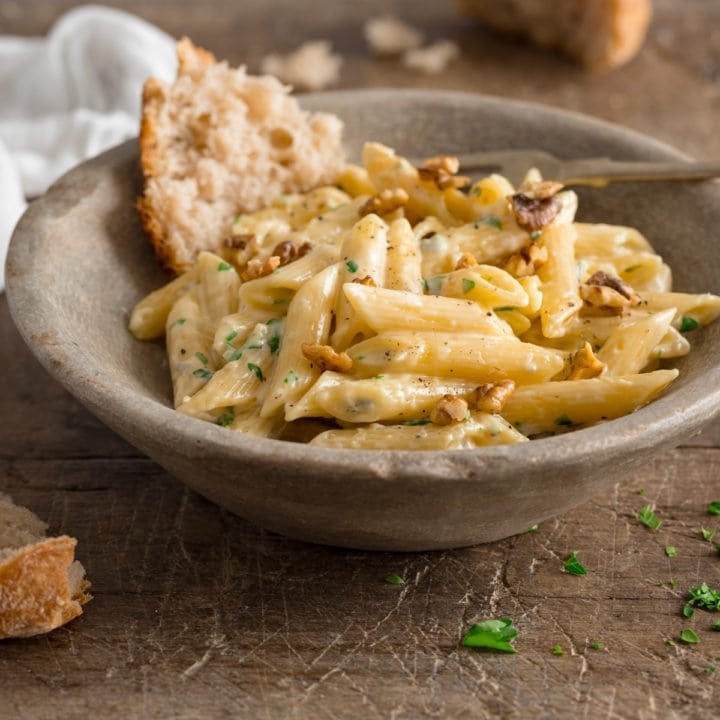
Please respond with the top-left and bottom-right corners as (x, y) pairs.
(561, 159), (720, 188)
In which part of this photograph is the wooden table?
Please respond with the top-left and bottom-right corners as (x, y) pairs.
(2, 1), (720, 717)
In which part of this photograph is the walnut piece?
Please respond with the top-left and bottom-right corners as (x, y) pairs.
(241, 255), (281, 281)
(455, 252), (478, 270)
(517, 179), (565, 200)
(301, 343), (353, 372)
(568, 342), (606, 380)
(422, 155), (460, 175)
(224, 232), (255, 250)
(222, 232), (257, 266)
(359, 188), (409, 217)
(430, 394), (469, 425)
(271, 240), (313, 267)
(470, 380), (516, 414)
(580, 270), (640, 311)
(511, 181), (564, 232)
(503, 243), (548, 277)
(352, 275), (377, 287)
(418, 155), (470, 190)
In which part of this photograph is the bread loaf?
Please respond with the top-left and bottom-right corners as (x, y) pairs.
(0, 493), (90, 639)
(138, 38), (346, 274)
(458, 0), (652, 71)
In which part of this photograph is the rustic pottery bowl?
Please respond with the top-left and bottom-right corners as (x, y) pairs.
(7, 90), (720, 550)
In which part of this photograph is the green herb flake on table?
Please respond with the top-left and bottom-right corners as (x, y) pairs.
(462, 618), (518, 654)
(637, 505), (662, 530)
(562, 551), (587, 576)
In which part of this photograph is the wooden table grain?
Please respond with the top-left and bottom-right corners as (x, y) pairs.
(2, 1), (720, 718)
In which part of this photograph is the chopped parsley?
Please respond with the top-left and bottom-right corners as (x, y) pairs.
(195, 351), (209, 365)
(679, 316), (699, 333)
(555, 415), (573, 427)
(283, 370), (298, 385)
(712, 621), (720, 631)
(665, 546), (677, 558)
(171, 317), (187, 328)
(551, 645), (565, 656)
(708, 501), (720, 516)
(530, 230), (542, 240)
(462, 618), (518, 654)
(192, 368), (213, 380)
(525, 524), (539, 533)
(679, 628), (700, 645)
(683, 604), (695, 618)
(268, 334), (281, 354)
(246, 343), (263, 350)
(701, 528), (716, 542)
(687, 582), (720, 612)
(384, 574), (406, 585)
(225, 330), (238, 344)
(228, 348), (243, 362)
(636, 488), (646, 495)
(637, 504), (662, 530)
(345, 259), (359, 273)
(424, 275), (447, 295)
(462, 278), (476, 294)
(216, 408), (235, 427)
(590, 641), (604, 651)
(403, 418), (432, 426)
(623, 265), (642, 273)
(494, 306), (516, 312)
(375, 375), (385, 380)
(217, 261), (233, 272)
(474, 216), (503, 230)
(562, 551), (587, 576)
(248, 363), (264, 382)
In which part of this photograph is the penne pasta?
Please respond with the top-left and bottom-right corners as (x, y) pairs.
(343, 283), (513, 336)
(597, 308), (675, 376)
(347, 331), (566, 385)
(310, 413), (528, 450)
(502, 369), (679, 435)
(261, 263), (340, 418)
(129, 264), (199, 340)
(331, 213), (389, 349)
(286, 372), (479, 423)
(385, 218), (424, 293)
(538, 224), (582, 338)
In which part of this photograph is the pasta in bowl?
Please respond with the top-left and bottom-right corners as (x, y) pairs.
(130, 141), (720, 450)
(8, 89), (720, 549)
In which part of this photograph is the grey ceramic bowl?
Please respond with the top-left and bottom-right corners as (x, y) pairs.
(7, 90), (720, 550)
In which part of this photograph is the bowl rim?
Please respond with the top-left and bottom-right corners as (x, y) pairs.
(7, 88), (720, 482)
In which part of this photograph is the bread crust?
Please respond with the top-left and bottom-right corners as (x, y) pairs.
(137, 37), (345, 275)
(458, 0), (652, 70)
(0, 536), (91, 639)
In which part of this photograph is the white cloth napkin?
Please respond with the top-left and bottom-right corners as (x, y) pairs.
(0, 5), (177, 292)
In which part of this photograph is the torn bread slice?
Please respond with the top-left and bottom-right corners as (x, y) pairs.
(0, 493), (90, 639)
(458, 0), (652, 71)
(139, 37), (346, 274)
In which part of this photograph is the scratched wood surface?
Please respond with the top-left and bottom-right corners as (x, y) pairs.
(2, 1), (720, 718)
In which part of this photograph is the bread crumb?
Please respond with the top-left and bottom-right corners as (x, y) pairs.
(403, 40), (460, 75)
(261, 41), (342, 91)
(365, 16), (423, 55)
